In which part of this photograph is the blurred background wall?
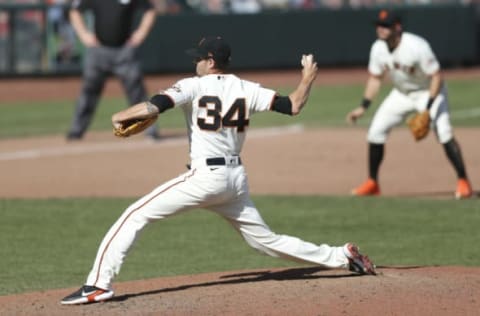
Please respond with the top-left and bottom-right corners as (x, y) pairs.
(0, 0), (478, 76)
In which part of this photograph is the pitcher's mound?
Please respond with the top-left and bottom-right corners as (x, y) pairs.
(1, 266), (479, 315)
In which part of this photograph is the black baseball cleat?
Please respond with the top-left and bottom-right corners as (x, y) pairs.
(344, 243), (376, 275)
(60, 285), (114, 305)
(66, 131), (83, 141)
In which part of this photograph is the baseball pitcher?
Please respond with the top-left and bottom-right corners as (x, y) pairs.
(61, 36), (376, 305)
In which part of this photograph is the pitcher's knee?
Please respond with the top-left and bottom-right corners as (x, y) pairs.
(367, 131), (387, 144)
(436, 128), (453, 144)
(243, 232), (281, 256)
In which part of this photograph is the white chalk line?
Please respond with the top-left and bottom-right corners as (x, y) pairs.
(0, 125), (304, 161)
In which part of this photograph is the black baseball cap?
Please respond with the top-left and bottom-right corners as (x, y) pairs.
(374, 9), (401, 27)
(186, 36), (231, 66)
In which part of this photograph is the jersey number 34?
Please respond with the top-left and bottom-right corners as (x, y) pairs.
(197, 96), (249, 132)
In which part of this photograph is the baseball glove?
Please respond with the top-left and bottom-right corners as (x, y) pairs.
(407, 111), (430, 141)
(113, 116), (157, 138)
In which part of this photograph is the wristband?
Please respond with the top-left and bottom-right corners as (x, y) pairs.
(149, 94), (174, 113)
(426, 97), (435, 110)
(361, 98), (371, 109)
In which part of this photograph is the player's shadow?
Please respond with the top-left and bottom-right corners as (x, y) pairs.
(110, 266), (360, 302)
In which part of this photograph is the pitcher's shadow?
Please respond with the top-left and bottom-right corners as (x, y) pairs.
(110, 266), (361, 303)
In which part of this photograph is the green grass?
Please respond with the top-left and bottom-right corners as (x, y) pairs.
(1, 78), (479, 138)
(1, 196), (479, 296)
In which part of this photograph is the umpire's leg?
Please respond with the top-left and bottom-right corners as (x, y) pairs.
(67, 47), (108, 139)
(114, 46), (159, 139)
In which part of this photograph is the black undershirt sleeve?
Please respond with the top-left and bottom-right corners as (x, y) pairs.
(149, 94), (175, 113)
(271, 96), (293, 115)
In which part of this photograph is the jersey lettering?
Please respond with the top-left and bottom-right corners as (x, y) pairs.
(392, 61), (415, 75)
(222, 98), (249, 132)
(198, 96), (222, 131)
(197, 96), (249, 132)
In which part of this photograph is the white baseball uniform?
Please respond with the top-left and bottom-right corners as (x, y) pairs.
(367, 32), (453, 144)
(86, 74), (350, 290)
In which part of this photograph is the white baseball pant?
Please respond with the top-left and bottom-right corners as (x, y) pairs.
(85, 158), (350, 290)
(367, 86), (453, 144)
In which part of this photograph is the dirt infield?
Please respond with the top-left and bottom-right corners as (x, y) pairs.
(1, 127), (479, 198)
(1, 68), (479, 315)
(2, 267), (480, 316)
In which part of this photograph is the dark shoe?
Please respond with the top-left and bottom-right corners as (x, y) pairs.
(66, 131), (83, 141)
(344, 243), (376, 275)
(60, 285), (114, 305)
(145, 131), (161, 141)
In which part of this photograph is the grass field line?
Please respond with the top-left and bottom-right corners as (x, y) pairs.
(0, 124), (304, 161)
(451, 107), (480, 119)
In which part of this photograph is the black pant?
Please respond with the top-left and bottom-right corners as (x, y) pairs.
(68, 45), (157, 137)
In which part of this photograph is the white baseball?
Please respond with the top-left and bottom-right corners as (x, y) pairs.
(302, 54), (313, 67)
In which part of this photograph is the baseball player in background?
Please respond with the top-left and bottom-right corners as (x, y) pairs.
(61, 36), (375, 305)
(66, 0), (160, 140)
(346, 9), (473, 199)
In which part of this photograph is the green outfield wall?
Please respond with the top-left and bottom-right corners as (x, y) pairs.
(140, 5), (477, 73)
(0, 4), (477, 76)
